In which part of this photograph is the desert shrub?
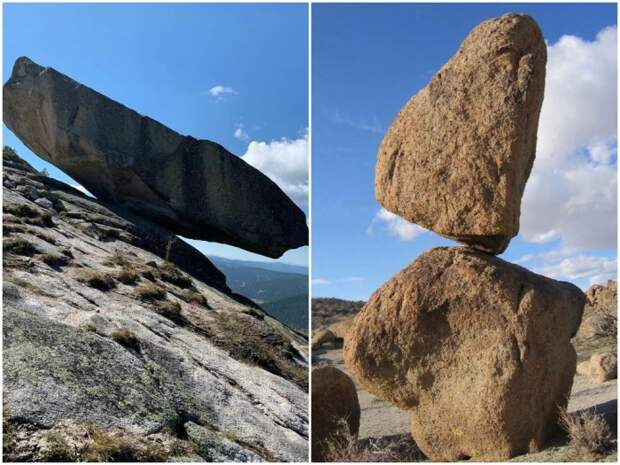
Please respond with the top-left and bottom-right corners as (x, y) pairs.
(4, 203), (40, 219)
(184, 291), (208, 307)
(137, 283), (167, 301)
(117, 269), (140, 285)
(155, 301), (184, 324)
(42, 432), (76, 462)
(81, 323), (98, 333)
(321, 420), (421, 462)
(3, 238), (38, 256)
(111, 329), (138, 349)
(158, 261), (193, 288)
(83, 272), (116, 291)
(560, 408), (613, 460)
(3, 224), (26, 235)
(61, 248), (74, 259)
(243, 308), (264, 320)
(103, 252), (132, 269)
(592, 311), (617, 339)
(83, 425), (167, 462)
(142, 269), (156, 282)
(40, 253), (70, 269)
(97, 227), (121, 242)
(33, 231), (57, 244)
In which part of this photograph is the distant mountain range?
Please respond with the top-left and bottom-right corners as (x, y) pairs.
(210, 256), (308, 333)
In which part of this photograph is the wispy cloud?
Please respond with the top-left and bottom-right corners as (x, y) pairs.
(368, 208), (427, 241)
(312, 276), (365, 286)
(234, 124), (249, 141)
(202, 85), (237, 101)
(324, 108), (384, 134)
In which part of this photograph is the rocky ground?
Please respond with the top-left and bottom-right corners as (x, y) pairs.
(3, 148), (308, 462)
(312, 290), (617, 462)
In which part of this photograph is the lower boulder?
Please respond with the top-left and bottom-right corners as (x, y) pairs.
(311, 366), (360, 462)
(343, 247), (585, 461)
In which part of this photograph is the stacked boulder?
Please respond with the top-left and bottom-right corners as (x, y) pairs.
(344, 14), (586, 461)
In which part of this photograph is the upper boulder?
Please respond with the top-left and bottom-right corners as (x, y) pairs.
(3, 56), (308, 258)
(375, 14), (547, 254)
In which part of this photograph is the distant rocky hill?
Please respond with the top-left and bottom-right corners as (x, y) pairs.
(211, 256), (308, 332)
(2, 147), (308, 462)
(312, 298), (366, 330)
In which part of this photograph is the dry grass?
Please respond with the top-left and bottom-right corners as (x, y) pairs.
(155, 301), (184, 324)
(111, 329), (138, 349)
(559, 408), (613, 460)
(42, 432), (76, 461)
(243, 308), (265, 320)
(320, 420), (421, 462)
(40, 253), (70, 269)
(82, 272), (116, 291)
(136, 283), (167, 301)
(158, 261), (193, 288)
(83, 425), (168, 462)
(3, 238), (38, 256)
(117, 269), (140, 285)
(183, 291), (209, 307)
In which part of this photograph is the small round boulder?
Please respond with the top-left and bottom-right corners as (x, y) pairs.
(311, 366), (360, 461)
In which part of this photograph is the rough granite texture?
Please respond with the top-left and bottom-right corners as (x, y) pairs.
(3, 56), (307, 258)
(3, 151), (308, 462)
(375, 14), (547, 254)
(344, 247), (585, 461)
(311, 366), (360, 462)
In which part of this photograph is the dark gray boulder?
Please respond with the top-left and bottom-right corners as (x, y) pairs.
(3, 56), (307, 258)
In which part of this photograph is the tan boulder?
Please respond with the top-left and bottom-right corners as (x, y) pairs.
(343, 247), (585, 461)
(578, 353), (617, 383)
(328, 317), (355, 341)
(311, 329), (337, 349)
(375, 14), (547, 254)
(311, 366), (360, 462)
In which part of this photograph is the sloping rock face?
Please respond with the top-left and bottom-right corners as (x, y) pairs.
(343, 247), (585, 461)
(311, 366), (360, 462)
(3, 148), (308, 462)
(375, 14), (546, 254)
(3, 56), (307, 258)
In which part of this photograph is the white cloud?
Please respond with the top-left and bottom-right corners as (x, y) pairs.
(203, 85), (237, 100)
(341, 276), (365, 282)
(312, 278), (330, 285)
(369, 208), (427, 241)
(325, 108), (384, 134)
(241, 131), (308, 207)
(520, 26), (617, 252)
(234, 125), (249, 141)
(534, 254), (617, 287)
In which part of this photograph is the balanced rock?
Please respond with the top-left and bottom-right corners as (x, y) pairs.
(328, 317), (355, 341)
(375, 14), (547, 254)
(343, 247), (584, 461)
(311, 329), (337, 349)
(3, 57), (307, 258)
(311, 366), (360, 461)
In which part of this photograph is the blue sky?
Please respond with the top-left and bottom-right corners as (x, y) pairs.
(3, 3), (309, 266)
(312, 3), (617, 299)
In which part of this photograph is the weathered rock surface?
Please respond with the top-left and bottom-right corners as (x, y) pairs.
(344, 247), (585, 461)
(3, 148), (308, 462)
(577, 353), (618, 384)
(311, 366), (360, 461)
(328, 317), (355, 341)
(375, 14), (547, 254)
(311, 328), (338, 349)
(3, 56), (307, 258)
(577, 280), (617, 340)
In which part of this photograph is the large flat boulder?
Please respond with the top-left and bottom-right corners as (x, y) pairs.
(3, 57), (307, 258)
(375, 14), (547, 254)
(343, 247), (585, 461)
